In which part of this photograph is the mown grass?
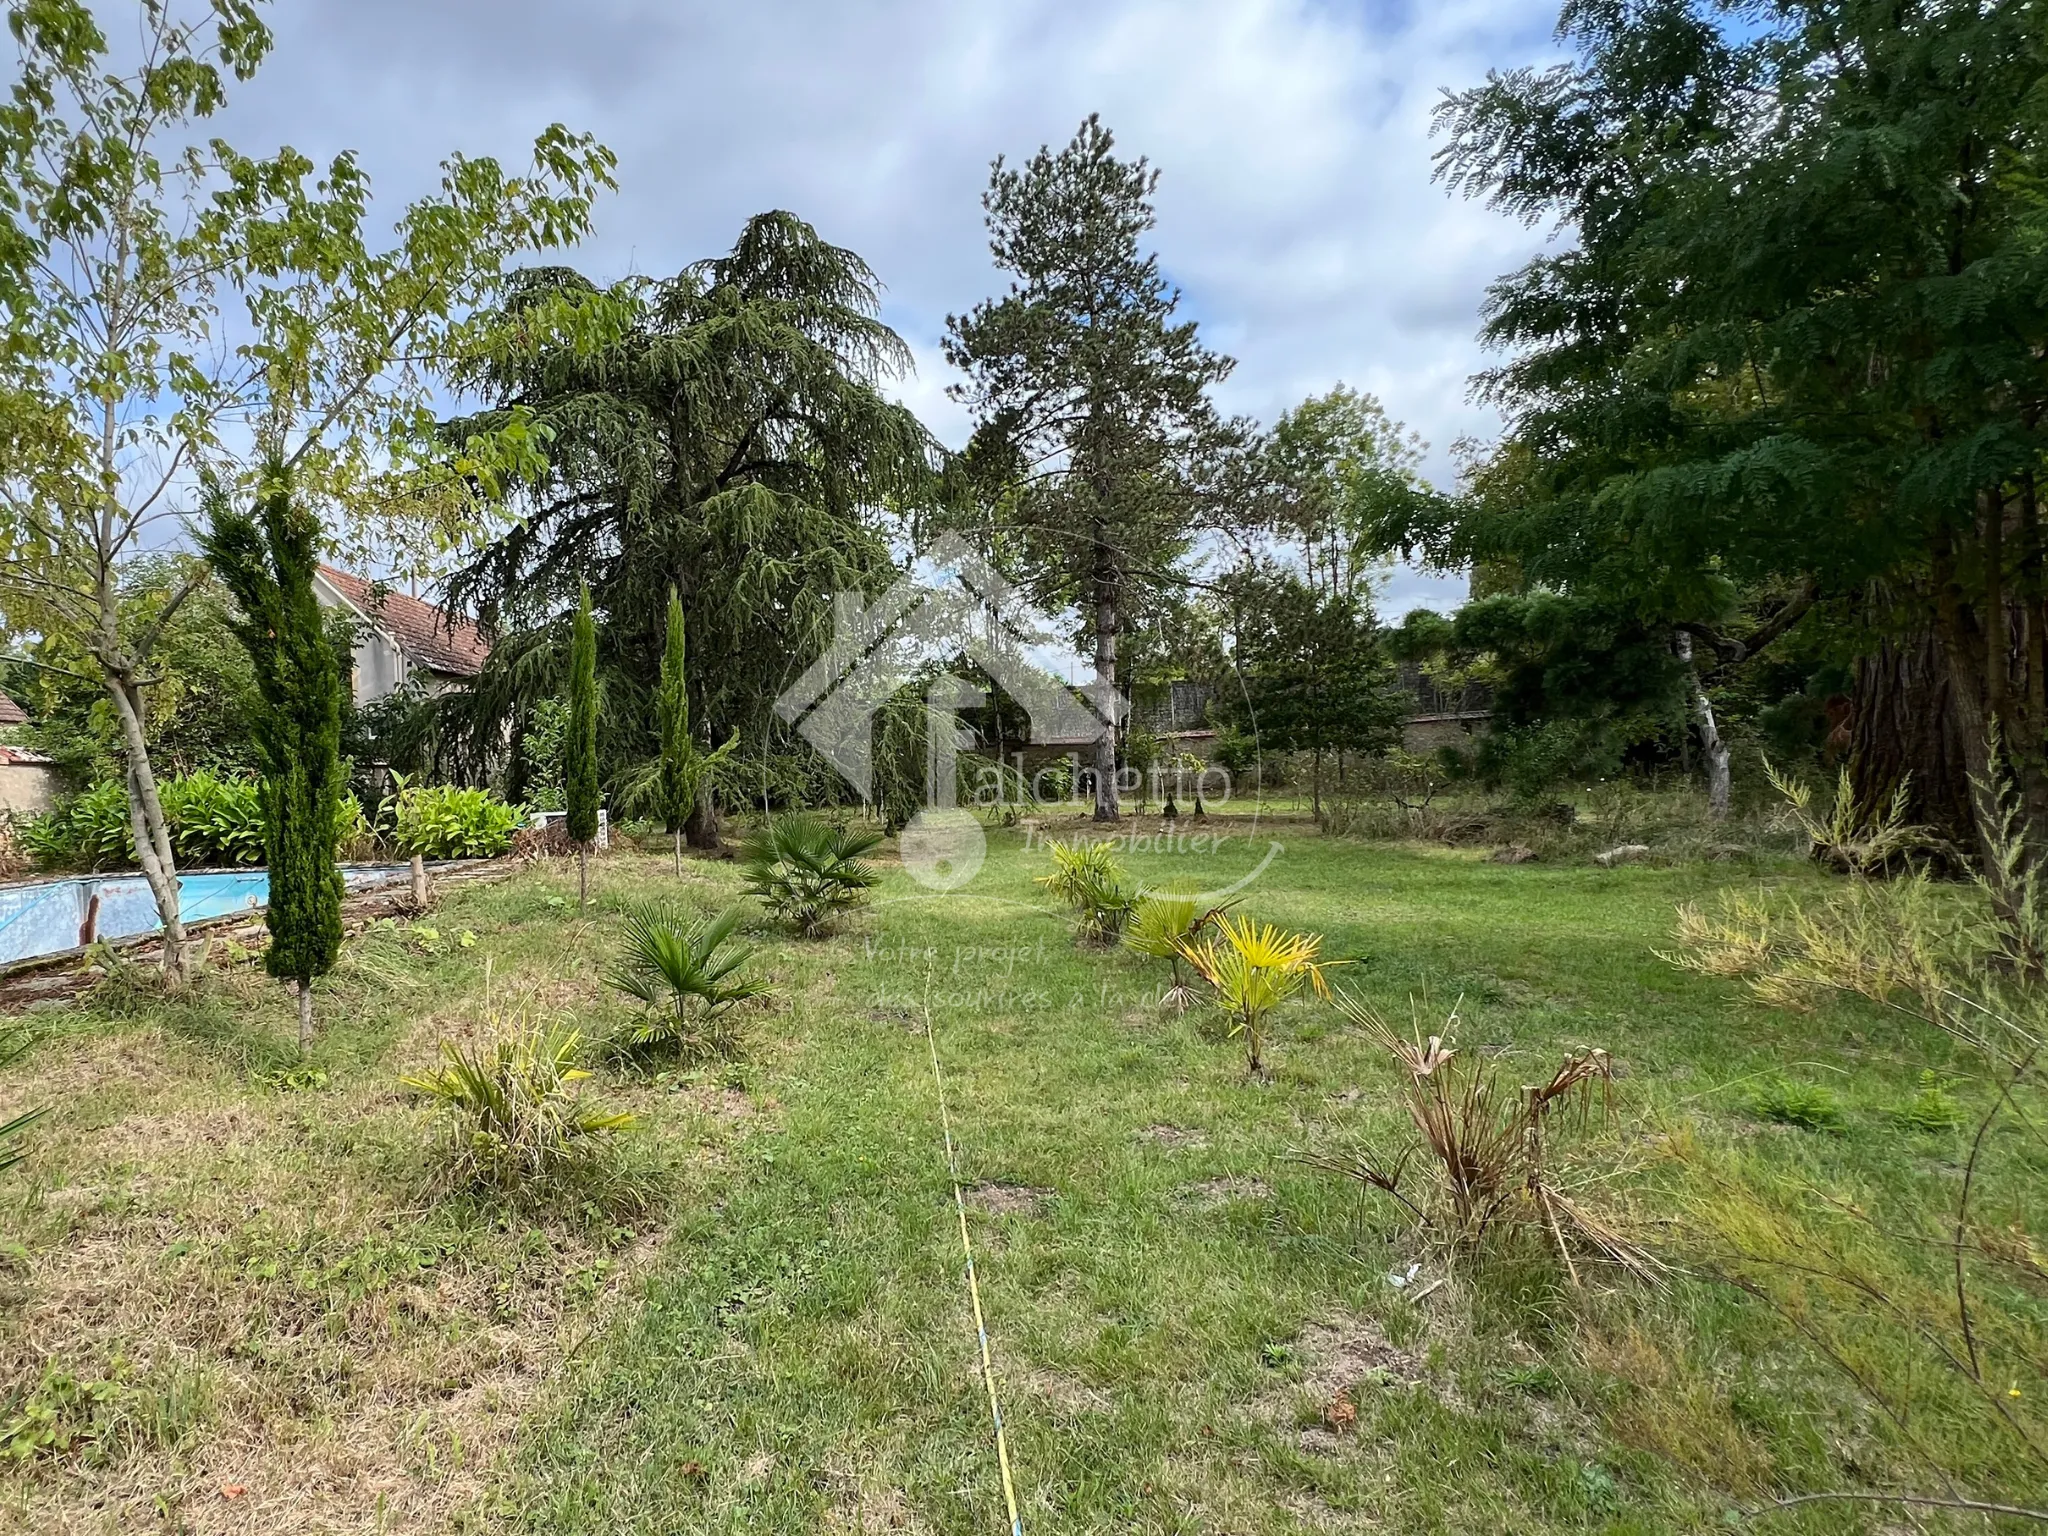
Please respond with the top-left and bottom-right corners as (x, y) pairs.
(0, 820), (2038, 1533)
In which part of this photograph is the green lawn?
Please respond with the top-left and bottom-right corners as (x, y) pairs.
(1, 826), (2034, 1534)
(514, 829), (1991, 1534)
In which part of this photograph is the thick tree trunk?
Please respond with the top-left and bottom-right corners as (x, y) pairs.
(684, 779), (721, 850)
(1674, 633), (1730, 820)
(296, 978), (314, 1053)
(107, 673), (187, 977)
(1092, 554), (1120, 823)
(1848, 632), (1976, 862)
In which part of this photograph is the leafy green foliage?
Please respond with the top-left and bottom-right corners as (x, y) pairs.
(0, 1360), (200, 1465)
(1423, 0), (2048, 857)
(517, 698), (570, 812)
(402, 1015), (636, 1205)
(740, 815), (883, 936)
(23, 774), (267, 869)
(607, 902), (767, 1057)
(387, 782), (525, 860)
(202, 471), (345, 995)
(566, 586), (600, 849)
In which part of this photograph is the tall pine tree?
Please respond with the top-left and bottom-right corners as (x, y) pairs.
(566, 585), (600, 908)
(201, 470), (345, 1051)
(945, 116), (1237, 822)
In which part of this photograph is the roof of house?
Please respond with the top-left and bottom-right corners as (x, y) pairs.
(317, 567), (490, 679)
(0, 692), (26, 727)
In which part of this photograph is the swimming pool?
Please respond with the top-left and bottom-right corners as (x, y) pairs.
(0, 865), (414, 968)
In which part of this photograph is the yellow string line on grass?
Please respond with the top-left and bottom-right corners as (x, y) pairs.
(921, 998), (1025, 1536)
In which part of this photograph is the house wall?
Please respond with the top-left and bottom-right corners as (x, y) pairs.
(349, 630), (409, 707)
(1402, 713), (1492, 756)
(0, 762), (59, 815)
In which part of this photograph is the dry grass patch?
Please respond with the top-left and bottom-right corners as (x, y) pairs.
(0, 882), (751, 1535)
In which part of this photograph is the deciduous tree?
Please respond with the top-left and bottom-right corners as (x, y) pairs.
(0, 0), (613, 973)
(1426, 0), (2048, 862)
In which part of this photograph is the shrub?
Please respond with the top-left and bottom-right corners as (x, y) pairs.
(21, 773), (395, 869)
(1748, 1077), (1847, 1134)
(157, 771), (266, 865)
(402, 1014), (636, 1206)
(1036, 838), (1136, 942)
(388, 782), (525, 859)
(1308, 997), (1653, 1282)
(22, 773), (266, 868)
(1176, 913), (1343, 1073)
(1124, 891), (1235, 1011)
(1765, 759), (1922, 874)
(607, 902), (767, 1057)
(740, 814), (882, 936)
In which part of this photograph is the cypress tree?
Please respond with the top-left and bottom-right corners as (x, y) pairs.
(656, 589), (691, 876)
(566, 584), (600, 907)
(201, 470), (345, 1051)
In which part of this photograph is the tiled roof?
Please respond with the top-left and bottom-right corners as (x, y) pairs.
(0, 692), (25, 726)
(318, 567), (490, 679)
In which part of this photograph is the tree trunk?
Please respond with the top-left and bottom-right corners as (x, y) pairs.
(1848, 631), (1976, 862)
(409, 852), (430, 909)
(577, 844), (589, 909)
(106, 672), (187, 977)
(1091, 536), (1120, 824)
(296, 978), (314, 1053)
(684, 779), (721, 850)
(673, 827), (683, 876)
(1311, 744), (1324, 822)
(1674, 633), (1730, 820)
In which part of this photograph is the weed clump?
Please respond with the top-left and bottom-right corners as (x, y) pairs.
(1747, 1078), (1846, 1135)
(403, 1009), (639, 1210)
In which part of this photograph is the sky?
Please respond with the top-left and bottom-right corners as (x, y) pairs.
(208, 0), (1568, 620)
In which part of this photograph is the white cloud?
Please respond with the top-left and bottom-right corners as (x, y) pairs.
(208, 0), (1565, 617)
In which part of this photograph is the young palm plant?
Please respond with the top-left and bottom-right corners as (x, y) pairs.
(1176, 913), (1344, 1073)
(1305, 994), (1653, 1284)
(606, 901), (768, 1057)
(402, 1014), (636, 1204)
(1036, 838), (1137, 942)
(1124, 891), (1238, 1011)
(740, 814), (884, 936)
